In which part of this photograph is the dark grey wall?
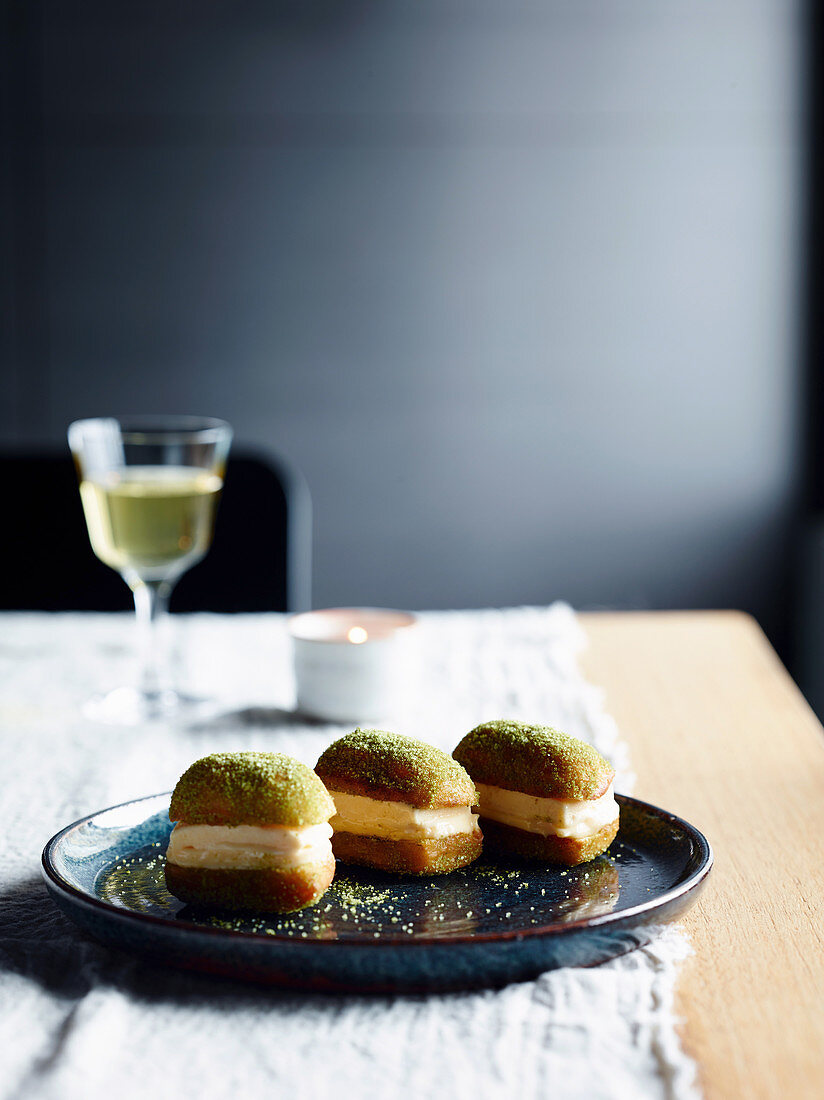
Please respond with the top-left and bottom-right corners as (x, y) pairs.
(3, 1), (804, 633)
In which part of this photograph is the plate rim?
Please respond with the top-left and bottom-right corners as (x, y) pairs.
(41, 791), (713, 949)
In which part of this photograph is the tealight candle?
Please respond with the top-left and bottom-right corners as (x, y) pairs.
(288, 607), (418, 722)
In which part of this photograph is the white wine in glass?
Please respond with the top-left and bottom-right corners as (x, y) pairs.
(79, 467), (223, 580)
(68, 417), (232, 724)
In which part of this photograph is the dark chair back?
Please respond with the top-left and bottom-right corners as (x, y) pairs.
(0, 448), (310, 612)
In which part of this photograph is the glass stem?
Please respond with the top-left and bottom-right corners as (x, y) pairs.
(132, 579), (173, 700)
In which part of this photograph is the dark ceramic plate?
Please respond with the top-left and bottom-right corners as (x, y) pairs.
(42, 792), (712, 993)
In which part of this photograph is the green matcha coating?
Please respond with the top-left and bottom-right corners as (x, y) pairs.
(453, 720), (614, 801)
(316, 729), (477, 809)
(169, 751), (336, 827)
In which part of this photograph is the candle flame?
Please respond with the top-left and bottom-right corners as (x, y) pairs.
(347, 626), (368, 644)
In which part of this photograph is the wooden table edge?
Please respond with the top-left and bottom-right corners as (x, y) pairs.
(578, 609), (824, 1100)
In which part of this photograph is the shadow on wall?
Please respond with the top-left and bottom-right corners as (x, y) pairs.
(1, 2), (803, 661)
(0, 448), (311, 612)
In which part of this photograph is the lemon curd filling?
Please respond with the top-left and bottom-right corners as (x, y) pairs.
(330, 791), (479, 841)
(166, 821), (334, 869)
(474, 781), (619, 839)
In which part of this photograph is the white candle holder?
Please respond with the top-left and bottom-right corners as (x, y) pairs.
(288, 607), (418, 723)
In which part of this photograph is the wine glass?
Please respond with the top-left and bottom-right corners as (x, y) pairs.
(68, 416), (232, 724)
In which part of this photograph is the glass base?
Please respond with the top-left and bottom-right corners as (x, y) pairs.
(82, 686), (219, 726)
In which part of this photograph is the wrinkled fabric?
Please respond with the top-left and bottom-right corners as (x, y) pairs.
(0, 608), (700, 1100)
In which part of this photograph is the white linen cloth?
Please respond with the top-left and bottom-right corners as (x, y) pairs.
(0, 606), (700, 1100)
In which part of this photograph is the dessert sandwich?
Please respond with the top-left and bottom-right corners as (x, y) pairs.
(315, 729), (483, 875)
(453, 720), (619, 866)
(165, 751), (336, 912)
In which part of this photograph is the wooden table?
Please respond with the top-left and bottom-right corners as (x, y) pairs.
(581, 611), (824, 1100)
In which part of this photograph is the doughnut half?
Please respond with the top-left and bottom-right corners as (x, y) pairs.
(477, 818), (619, 867)
(330, 832), (482, 876)
(164, 857), (336, 914)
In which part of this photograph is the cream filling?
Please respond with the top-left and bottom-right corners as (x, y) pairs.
(475, 781), (619, 840)
(165, 821), (334, 870)
(330, 791), (479, 841)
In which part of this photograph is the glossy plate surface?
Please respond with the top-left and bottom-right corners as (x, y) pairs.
(42, 792), (712, 992)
